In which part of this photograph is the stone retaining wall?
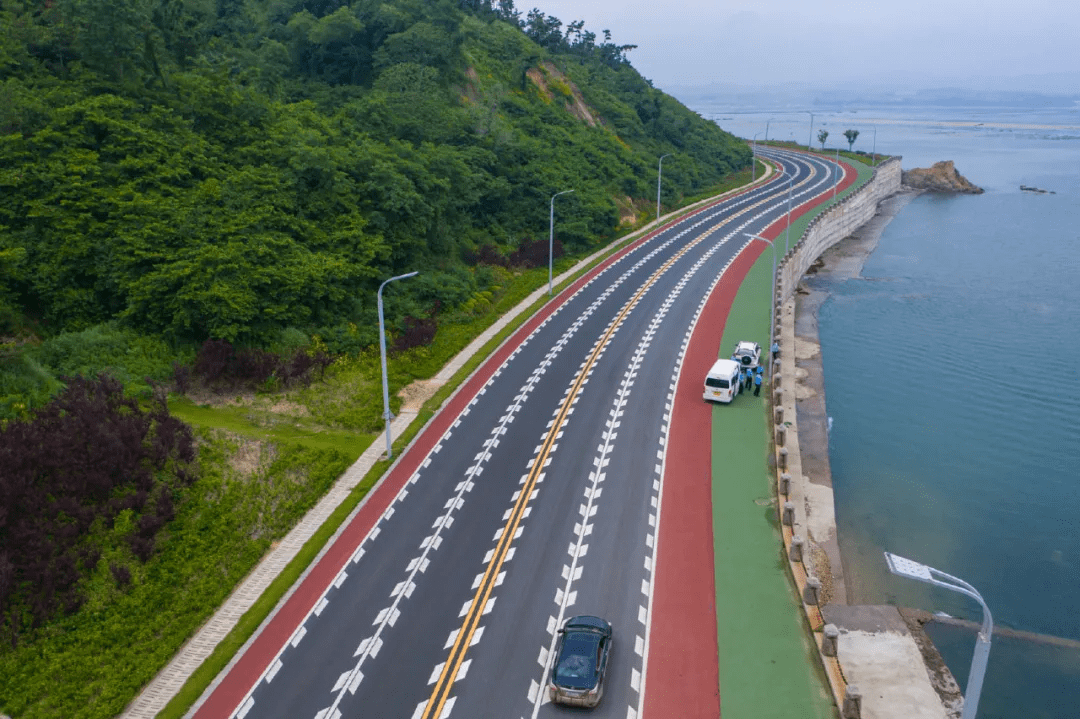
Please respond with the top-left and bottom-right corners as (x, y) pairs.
(776, 157), (902, 304)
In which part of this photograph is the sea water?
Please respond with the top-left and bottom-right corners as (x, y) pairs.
(701, 103), (1080, 717)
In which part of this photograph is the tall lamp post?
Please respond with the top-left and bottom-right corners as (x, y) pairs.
(378, 271), (418, 459)
(784, 175), (793, 255)
(752, 133), (762, 182)
(807, 112), (814, 151)
(745, 233), (778, 363)
(656, 154), (671, 222)
(833, 147), (841, 200)
(885, 552), (993, 719)
(765, 118), (771, 141)
(872, 126), (878, 166)
(549, 189), (574, 296)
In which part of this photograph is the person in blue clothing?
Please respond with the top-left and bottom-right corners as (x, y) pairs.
(753, 368), (763, 396)
(739, 367), (747, 392)
(771, 341), (780, 361)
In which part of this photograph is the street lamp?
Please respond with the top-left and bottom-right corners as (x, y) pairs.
(549, 189), (574, 296)
(807, 112), (814, 151)
(884, 552), (993, 719)
(765, 118), (771, 141)
(752, 133), (762, 182)
(872, 126), (877, 166)
(656, 154), (671, 222)
(833, 147), (840, 200)
(745, 233), (778, 360)
(784, 176), (793, 255)
(377, 271), (418, 459)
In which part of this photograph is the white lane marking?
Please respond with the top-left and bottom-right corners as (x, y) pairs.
(236, 697), (254, 719)
(266, 658), (283, 683)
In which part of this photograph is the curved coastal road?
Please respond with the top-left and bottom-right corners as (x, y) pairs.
(195, 147), (848, 719)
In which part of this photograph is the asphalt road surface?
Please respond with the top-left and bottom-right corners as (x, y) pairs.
(199, 147), (842, 719)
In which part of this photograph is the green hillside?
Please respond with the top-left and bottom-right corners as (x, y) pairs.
(1, 0), (748, 353)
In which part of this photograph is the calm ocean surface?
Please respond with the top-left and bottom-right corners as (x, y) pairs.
(700, 103), (1080, 717)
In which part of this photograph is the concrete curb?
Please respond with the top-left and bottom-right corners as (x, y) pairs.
(121, 167), (776, 719)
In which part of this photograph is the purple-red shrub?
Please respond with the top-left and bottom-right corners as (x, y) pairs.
(0, 374), (195, 643)
(509, 237), (562, 268)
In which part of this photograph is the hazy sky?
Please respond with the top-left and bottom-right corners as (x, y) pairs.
(529, 0), (1079, 95)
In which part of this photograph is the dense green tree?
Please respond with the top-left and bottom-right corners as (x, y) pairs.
(0, 0), (749, 348)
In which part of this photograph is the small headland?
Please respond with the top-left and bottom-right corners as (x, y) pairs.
(901, 160), (984, 194)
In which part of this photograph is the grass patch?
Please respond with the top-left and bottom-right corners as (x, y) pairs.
(167, 397), (372, 459)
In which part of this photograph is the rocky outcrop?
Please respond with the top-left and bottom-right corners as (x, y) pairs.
(902, 161), (984, 194)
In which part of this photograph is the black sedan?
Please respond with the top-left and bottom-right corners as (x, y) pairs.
(548, 615), (613, 708)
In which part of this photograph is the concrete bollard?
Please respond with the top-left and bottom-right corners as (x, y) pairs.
(843, 685), (862, 719)
(772, 372), (781, 388)
(782, 501), (795, 526)
(823, 624), (840, 656)
(778, 447), (788, 470)
(774, 387), (784, 404)
(789, 534), (803, 562)
(803, 575), (822, 605)
(775, 424), (786, 447)
(774, 405), (784, 424)
(773, 360), (781, 376)
(779, 473), (791, 497)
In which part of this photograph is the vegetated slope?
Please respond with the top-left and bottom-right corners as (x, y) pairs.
(0, 6), (750, 716)
(0, 0), (749, 351)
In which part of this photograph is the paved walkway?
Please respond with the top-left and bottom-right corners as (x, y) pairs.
(710, 245), (836, 718)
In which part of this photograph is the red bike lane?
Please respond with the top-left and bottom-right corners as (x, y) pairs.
(643, 157), (855, 717)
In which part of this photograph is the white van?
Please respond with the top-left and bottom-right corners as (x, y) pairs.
(703, 358), (742, 404)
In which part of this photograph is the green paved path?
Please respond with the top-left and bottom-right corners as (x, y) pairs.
(709, 158), (875, 718)
(711, 250), (833, 718)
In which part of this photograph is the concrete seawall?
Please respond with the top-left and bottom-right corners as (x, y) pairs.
(767, 156), (961, 719)
(775, 157), (902, 305)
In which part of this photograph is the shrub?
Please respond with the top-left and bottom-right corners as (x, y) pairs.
(278, 327), (310, 354)
(186, 339), (331, 393)
(110, 563), (131, 588)
(510, 237), (562, 268)
(392, 315), (438, 352)
(464, 243), (508, 267)
(0, 374), (196, 642)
